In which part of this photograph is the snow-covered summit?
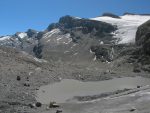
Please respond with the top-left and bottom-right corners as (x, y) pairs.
(91, 14), (150, 44)
(17, 32), (27, 39)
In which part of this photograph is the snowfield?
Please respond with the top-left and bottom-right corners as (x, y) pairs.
(91, 14), (150, 44)
(0, 36), (11, 41)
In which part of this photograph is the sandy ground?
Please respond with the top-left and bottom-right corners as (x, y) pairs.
(30, 86), (150, 113)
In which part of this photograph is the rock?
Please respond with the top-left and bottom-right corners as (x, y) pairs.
(56, 110), (62, 113)
(141, 65), (150, 72)
(26, 29), (38, 38)
(26, 77), (29, 81)
(130, 108), (136, 112)
(137, 86), (141, 88)
(133, 68), (141, 73)
(33, 43), (43, 59)
(36, 31), (45, 40)
(35, 102), (42, 107)
(23, 83), (30, 87)
(16, 76), (21, 81)
(28, 103), (35, 108)
(102, 13), (120, 19)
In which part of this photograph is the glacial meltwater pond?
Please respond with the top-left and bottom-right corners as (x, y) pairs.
(36, 77), (150, 104)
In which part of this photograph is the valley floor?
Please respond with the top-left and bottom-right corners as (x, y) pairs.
(0, 47), (150, 113)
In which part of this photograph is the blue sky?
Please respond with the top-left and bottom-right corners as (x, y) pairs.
(0, 0), (150, 36)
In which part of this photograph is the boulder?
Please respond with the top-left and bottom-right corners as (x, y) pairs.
(56, 110), (62, 113)
(35, 102), (42, 107)
(16, 76), (21, 81)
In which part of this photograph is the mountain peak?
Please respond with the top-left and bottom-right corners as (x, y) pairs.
(102, 13), (120, 19)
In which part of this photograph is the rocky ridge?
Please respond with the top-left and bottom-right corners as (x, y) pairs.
(0, 13), (150, 113)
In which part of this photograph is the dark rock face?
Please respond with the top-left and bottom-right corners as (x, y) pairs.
(102, 13), (120, 19)
(136, 20), (150, 55)
(91, 45), (113, 62)
(46, 15), (117, 47)
(36, 32), (45, 40)
(142, 33), (150, 55)
(123, 12), (137, 15)
(47, 15), (117, 36)
(132, 20), (150, 73)
(26, 29), (38, 38)
(33, 43), (43, 59)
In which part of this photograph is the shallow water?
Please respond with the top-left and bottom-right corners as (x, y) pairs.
(36, 77), (150, 104)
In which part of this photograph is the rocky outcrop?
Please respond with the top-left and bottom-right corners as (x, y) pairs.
(102, 13), (120, 19)
(33, 43), (43, 59)
(47, 15), (117, 37)
(91, 45), (114, 62)
(136, 20), (150, 55)
(26, 29), (38, 38)
(0, 30), (39, 54)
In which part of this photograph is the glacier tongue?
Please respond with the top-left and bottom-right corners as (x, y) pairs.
(91, 14), (150, 44)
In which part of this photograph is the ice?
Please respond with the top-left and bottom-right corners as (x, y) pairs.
(91, 14), (150, 44)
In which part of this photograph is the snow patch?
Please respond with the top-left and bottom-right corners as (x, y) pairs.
(35, 67), (41, 71)
(64, 51), (69, 54)
(64, 38), (72, 44)
(93, 55), (97, 61)
(29, 72), (33, 76)
(73, 16), (81, 19)
(57, 37), (63, 41)
(34, 57), (47, 63)
(18, 33), (27, 39)
(44, 29), (60, 39)
(90, 49), (95, 54)
(47, 39), (51, 42)
(100, 41), (104, 45)
(73, 52), (78, 55)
